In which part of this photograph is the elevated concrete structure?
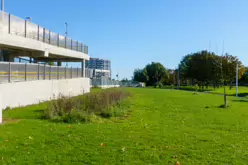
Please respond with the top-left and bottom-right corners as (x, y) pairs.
(0, 11), (91, 124)
(0, 11), (89, 63)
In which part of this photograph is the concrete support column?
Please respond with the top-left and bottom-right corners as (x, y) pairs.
(81, 59), (85, 77)
(57, 61), (62, 66)
(0, 49), (3, 61)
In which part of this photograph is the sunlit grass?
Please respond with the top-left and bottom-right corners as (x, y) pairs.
(1, 88), (248, 164)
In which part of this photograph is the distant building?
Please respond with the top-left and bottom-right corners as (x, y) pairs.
(86, 58), (111, 78)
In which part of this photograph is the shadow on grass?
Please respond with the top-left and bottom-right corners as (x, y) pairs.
(3, 105), (46, 121)
(232, 99), (248, 103)
(229, 93), (248, 97)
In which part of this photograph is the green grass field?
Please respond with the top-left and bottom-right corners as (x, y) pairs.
(1, 88), (248, 164)
(163, 85), (248, 98)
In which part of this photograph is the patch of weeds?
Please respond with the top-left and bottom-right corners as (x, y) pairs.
(43, 88), (131, 123)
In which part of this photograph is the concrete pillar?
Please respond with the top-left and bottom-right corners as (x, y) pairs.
(0, 49), (3, 61)
(57, 61), (62, 66)
(81, 59), (85, 77)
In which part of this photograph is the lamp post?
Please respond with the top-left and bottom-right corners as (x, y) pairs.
(1, 0), (4, 11)
(25, 17), (32, 22)
(236, 63), (239, 97)
(65, 22), (68, 37)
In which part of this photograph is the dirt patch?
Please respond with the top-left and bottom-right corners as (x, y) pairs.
(3, 119), (21, 124)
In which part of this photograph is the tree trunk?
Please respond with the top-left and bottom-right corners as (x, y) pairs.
(224, 86), (227, 108)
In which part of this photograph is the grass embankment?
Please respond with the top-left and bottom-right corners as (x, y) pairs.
(1, 88), (248, 164)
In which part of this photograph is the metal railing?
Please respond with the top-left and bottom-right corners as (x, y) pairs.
(0, 11), (88, 54)
(0, 62), (87, 83)
(90, 77), (120, 87)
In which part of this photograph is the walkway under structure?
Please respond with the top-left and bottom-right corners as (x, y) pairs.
(0, 10), (90, 124)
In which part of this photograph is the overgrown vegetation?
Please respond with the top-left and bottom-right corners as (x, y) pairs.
(43, 88), (130, 123)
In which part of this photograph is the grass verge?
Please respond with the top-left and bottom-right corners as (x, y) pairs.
(1, 88), (248, 164)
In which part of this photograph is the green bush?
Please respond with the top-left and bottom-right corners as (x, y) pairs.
(158, 83), (163, 88)
(43, 89), (130, 123)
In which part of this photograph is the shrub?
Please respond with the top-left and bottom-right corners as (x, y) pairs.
(43, 89), (130, 123)
(158, 83), (163, 88)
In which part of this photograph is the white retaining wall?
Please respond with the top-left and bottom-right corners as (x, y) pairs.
(0, 78), (90, 123)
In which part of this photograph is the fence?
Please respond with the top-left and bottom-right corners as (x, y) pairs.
(0, 11), (88, 54)
(0, 62), (85, 83)
(90, 77), (120, 88)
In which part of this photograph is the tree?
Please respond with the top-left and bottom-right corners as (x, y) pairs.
(133, 68), (148, 83)
(46, 62), (55, 66)
(121, 78), (129, 82)
(222, 54), (245, 89)
(144, 62), (169, 86)
(132, 62), (169, 86)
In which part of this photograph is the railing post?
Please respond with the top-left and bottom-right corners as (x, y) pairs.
(25, 63), (27, 81)
(57, 34), (59, 47)
(49, 31), (51, 44)
(77, 66), (79, 78)
(49, 65), (51, 80)
(77, 41), (79, 51)
(8, 14), (11, 34)
(8, 62), (11, 83)
(24, 20), (27, 37)
(43, 63), (46, 80)
(71, 39), (73, 50)
(65, 66), (67, 79)
(43, 28), (45, 43)
(37, 63), (40, 80)
(71, 66), (73, 79)
(65, 37), (67, 48)
(57, 66), (59, 80)
(37, 25), (39, 41)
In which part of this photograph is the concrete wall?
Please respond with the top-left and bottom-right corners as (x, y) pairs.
(0, 78), (90, 123)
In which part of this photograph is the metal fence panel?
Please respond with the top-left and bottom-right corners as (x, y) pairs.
(38, 64), (45, 80)
(0, 62), (9, 83)
(70, 68), (77, 78)
(0, 11), (9, 33)
(49, 66), (56, 80)
(72, 40), (77, 51)
(26, 22), (38, 40)
(0, 62), (95, 83)
(44, 29), (50, 44)
(66, 67), (72, 79)
(59, 66), (65, 79)
(38, 26), (44, 42)
(26, 64), (38, 81)
(59, 35), (65, 48)
(11, 63), (26, 82)
(10, 15), (25, 37)
(66, 38), (71, 49)
(50, 32), (58, 46)
(45, 65), (51, 80)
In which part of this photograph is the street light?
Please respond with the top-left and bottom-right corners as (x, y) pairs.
(65, 22), (68, 37)
(25, 17), (32, 22)
(1, 0), (4, 11)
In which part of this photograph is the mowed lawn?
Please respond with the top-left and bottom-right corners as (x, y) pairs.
(1, 88), (248, 164)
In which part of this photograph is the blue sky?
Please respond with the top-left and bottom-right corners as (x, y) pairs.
(4, 0), (248, 79)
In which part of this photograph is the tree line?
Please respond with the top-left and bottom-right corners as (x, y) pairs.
(133, 50), (247, 88)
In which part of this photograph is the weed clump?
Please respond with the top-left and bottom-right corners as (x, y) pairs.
(43, 88), (130, 123)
